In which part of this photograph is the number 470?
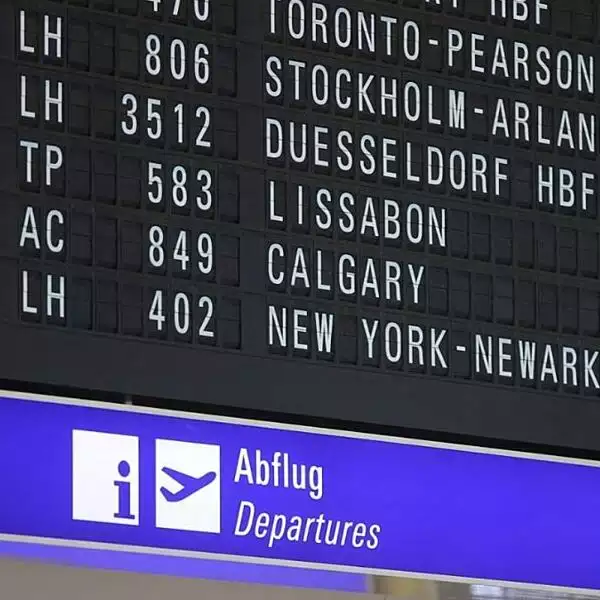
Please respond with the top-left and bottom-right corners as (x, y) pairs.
(146, 0), (210, 20)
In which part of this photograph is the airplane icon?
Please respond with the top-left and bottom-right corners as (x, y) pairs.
(160, 467), (217, 503)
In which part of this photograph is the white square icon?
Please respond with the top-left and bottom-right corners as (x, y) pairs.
(72, 430), (140, 526)
(155, 439), (220, 533)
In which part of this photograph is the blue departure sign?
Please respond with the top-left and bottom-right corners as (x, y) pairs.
(0, 391), (599, 592)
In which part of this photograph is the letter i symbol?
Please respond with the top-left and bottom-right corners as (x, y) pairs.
(114, 460), (135, 520)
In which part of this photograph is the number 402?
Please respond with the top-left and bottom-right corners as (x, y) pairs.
(149, 291), (215, 339)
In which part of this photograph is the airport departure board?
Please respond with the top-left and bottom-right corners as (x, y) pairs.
(2, 0), (600, 450)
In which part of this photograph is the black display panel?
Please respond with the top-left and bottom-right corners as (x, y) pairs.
(2, 0), (600, 450)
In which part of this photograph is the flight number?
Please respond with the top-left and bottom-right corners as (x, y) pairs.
(145, 34), (210, 85)
(149, 290), (215, 340)
(148, 225), (214, 278)
(145, 0), (210, 22)
(121, 93), (211, 149)
(147, 162), (213, 212)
